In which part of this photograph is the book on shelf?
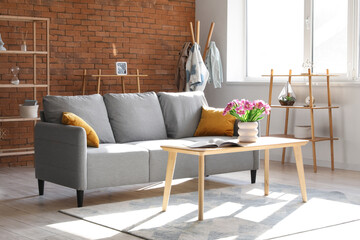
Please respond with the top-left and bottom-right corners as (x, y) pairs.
(188, 138), (245, 148)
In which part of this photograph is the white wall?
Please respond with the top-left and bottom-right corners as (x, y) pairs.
(196, 0), (360, 171)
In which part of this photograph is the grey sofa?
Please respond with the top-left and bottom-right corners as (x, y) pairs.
(34, 91), (259, 207)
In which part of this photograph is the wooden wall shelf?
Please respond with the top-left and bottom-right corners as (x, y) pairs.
(265, 69), (339, 172)
(270, 134), (339, 143)
(0, 147), (34, 157)
(270, 105), (339, 110)
(0, 117), (41, 122)
(262, 74), (338, 77)
(0, 84), (48, 88)
(0, 50), (48, 55)
(0, 15), (49, 22)
(80, 69), (147, 95)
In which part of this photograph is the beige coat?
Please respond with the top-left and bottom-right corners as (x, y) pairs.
(175, 42), (192, 92)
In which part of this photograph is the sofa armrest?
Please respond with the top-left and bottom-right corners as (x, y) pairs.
(34, 122), (88, 190)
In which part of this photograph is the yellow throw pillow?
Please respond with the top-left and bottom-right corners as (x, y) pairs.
(62, 112), (99, 148)
(194, 107), (236, 137)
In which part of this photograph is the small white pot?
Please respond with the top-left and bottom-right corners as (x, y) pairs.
(19, 104), (39, 118)
(238, 121), (258, 143)
(294, 125), (311, 139)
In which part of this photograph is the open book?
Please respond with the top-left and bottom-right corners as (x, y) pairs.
(188, 138), (244, 148)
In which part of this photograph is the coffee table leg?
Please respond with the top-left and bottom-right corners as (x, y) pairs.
(293, 145), (308, 202)
(264, 149), (270, 196)
(198, 154), (205, 221)
(162, 151), (177, 211)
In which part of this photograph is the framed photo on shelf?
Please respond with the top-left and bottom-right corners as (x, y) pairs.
(116, 62), (127, 75)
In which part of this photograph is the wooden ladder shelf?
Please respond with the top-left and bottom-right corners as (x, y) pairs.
(264, 69), (339, 172)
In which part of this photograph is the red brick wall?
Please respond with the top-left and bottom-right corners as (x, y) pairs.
(0, 0), (195, 167)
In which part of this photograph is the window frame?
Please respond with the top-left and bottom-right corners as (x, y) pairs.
(242, 0), (359, 82)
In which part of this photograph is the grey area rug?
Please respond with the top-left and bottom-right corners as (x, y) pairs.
(60, 182), (360, 240)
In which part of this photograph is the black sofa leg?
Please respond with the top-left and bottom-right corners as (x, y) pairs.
(77, 190), (84, 207)
(250, 170), (257, 184)
(38, 179), (44, 195)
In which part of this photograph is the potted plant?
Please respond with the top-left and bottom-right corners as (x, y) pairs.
(223, 99), (271, 142)
(278, 81), (296, 106)
(279, 96), (296, 106)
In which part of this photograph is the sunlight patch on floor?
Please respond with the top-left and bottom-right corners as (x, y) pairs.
(205, 202), (244, 220)
(257, 197), (360, 239)
(235, 201), (288, 223)
(235, 190), (298, 222)
(48, 220), (119, 239)
(87, 206), (164, 230)
(216, 236), (239, 240)
(131, 203), (197, 230)
(136, 178), (193, 190)
(246, 188), (298, 201)
(187, 202), (244, 222)
(245, 188), (264, 196)
(77, 203), (197, 231)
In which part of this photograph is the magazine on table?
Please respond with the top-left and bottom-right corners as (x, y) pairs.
(188, 138), (246, 148)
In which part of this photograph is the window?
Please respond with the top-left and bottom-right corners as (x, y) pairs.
(247, 0), (304, 76)
(313, 0), (348, 73)
(246, 0), (358, 79)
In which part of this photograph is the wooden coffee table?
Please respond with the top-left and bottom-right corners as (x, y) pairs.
(161, 136), (308, 221)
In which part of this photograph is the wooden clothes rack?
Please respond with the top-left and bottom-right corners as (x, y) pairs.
(264, 68), (339, 173)
(189, 20), (215, 60)
(80, 69), (147, 95)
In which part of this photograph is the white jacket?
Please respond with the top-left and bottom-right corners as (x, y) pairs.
(205, 41), (223, 88)
(185, 43), (209, 91)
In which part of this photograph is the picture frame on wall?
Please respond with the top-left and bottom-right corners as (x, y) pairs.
(116, 62), (127, 75)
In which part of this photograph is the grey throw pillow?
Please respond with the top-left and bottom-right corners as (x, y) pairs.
(43, 94), (115, 143)
(157, 91), (208, 138)
(103, 92), (168, 143)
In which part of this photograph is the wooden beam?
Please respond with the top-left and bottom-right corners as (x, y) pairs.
(202, 22), (215, 60)
(136, 69), (141, 93)
(189, 22), (195, 44)
(266, 69), (274, 136)
(97, 69), (101, 94)
(82, 69), (87, 95)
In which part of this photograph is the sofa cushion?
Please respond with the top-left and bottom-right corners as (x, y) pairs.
(103, 92), (167, 143)
(87, 144), (149, 189)
(128, 139), (199, 182)
(43, 94), (115, 143)
(194, 107), (236, 137)
(157, 91), (208, 138)
(62, 112), (99, 148)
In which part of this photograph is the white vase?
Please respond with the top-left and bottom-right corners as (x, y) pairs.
(21, 44), (27, 51)
(238, 121), (258, 143)
(0, 33), (6, 51)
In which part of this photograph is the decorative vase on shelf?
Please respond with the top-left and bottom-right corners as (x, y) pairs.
(238, 121), (258, 143)
(304, 96), (315, 107)
(10, 66), (20, 85)
(21, 41), (27, 51)
(21, 31), (28, 52)
(0, 33), (6, 51)
(278, 81), (296, 106)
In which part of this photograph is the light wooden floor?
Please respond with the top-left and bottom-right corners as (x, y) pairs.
(0, 161), (359, 240)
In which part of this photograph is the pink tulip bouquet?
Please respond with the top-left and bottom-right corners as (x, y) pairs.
(223, 99), (271, 122)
